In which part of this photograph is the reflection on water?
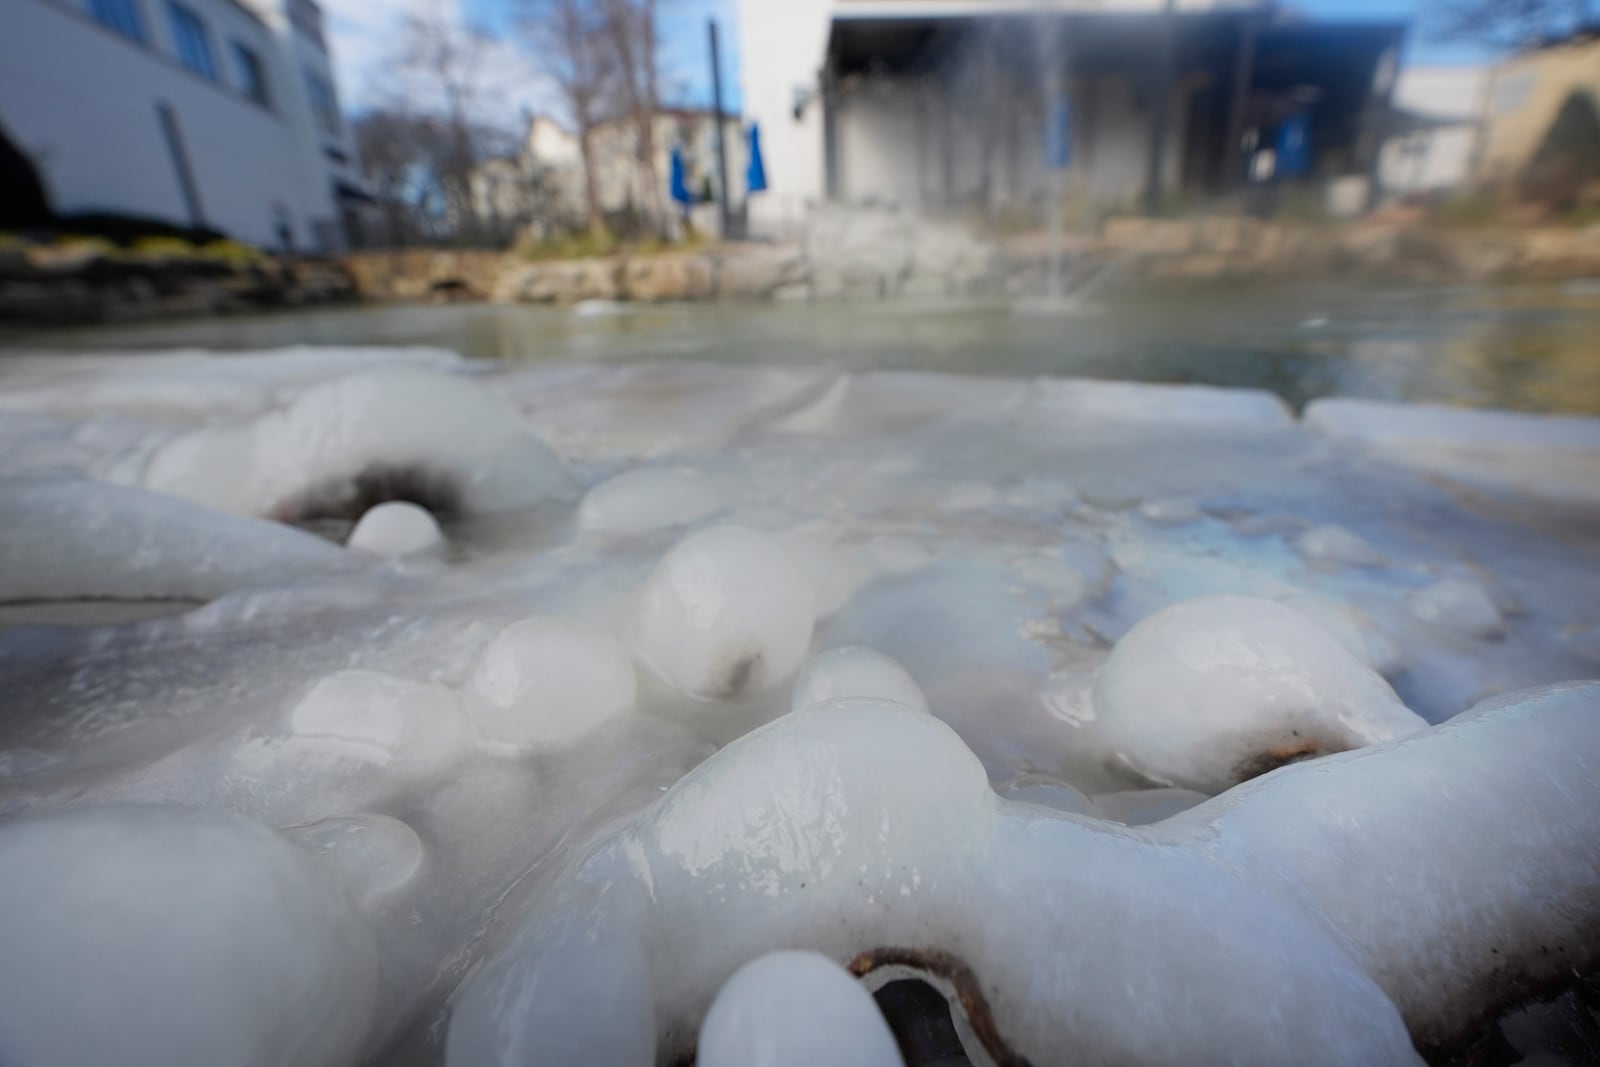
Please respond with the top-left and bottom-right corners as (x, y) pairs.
(5, 281), (1599, 415)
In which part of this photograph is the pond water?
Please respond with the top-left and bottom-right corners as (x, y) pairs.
(5, 279), (1600, 415)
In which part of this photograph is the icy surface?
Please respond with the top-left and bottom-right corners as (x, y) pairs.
(1093, 595), (1426, 792)
(632, 525), (815, 701)
(1, 350), (1598, 1065)
(464, 616), (637, 753)
(698, 951), (905, 1067)
(348, 501), (445, 559)
(790, 646), (929, 713)
(0, 805), (377, 1067)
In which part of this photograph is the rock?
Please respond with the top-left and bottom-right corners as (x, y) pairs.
(621, 254), (715, 302)
(715, 244), (808, 300)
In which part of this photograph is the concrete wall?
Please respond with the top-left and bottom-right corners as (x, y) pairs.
(0, 0), (342, 249)
(1476, 38), (1600, 183)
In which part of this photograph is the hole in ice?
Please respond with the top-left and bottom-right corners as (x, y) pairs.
(271, 462), (463, 539)
(850, 947), (1035, 1067)
(873, 979), (975, 1067)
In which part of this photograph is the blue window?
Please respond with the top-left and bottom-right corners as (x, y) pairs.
(88, 0), (146, 42)
(168, 2), (218, 80)
(232, 41), (270, 107)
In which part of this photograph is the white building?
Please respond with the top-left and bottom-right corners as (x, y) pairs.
(0, 0), (362, 251)
(1377, 66), (1486, 196)
(737, 0), (1408, 235)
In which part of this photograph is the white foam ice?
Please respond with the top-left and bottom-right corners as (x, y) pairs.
(579, 467), (728, 533)
(348, 501), (446, 559)
(790, 646), (928, 713)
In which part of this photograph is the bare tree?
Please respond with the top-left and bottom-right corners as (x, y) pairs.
(1432, 0), (1592, 48)
(602, 0), (665, 236)
(519, 0), (613, 233)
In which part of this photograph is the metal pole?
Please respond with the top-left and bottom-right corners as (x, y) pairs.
(708, 18), (734, 240)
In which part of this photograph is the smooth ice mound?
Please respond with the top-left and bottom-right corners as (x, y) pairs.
(790, 646), (928, 713)
(141, 368), (574, 519)
(578, 467), (727, 533)
(697, 951), (905, 1067)
(633, 525), (816, 700)
(451, 686), (1597, 1066)
(1093, 595), (1426, 792)
(348, 501), (446, 559)
(0, 477), (355, 603)
(289, 670), (469, 777)
(465, 617), (637, 753)
(0, 805), (378, 1067)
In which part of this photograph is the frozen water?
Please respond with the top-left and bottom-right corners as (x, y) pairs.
(1295, 524), (1386, 568)
(698, 951), (905, 1067)
(289, 669), (469, 777)
(578, 467), (727, 533)
(464, 616), (637, 753)
(1, 350), (1598, 1065)
(632, 525), (815, 700)
(0, 805), (377, 1067)
(142, 368), (575, 518)
(348, 501), (445, 559)
(0, 477), (355, 604)
(1093, 595), (1426, 792)
(790, 646), (928, 713)
(1409, 577), (1507, 640)
(283, 813), (426, 910)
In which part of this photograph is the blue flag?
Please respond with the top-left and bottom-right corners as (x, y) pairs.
(669, 146), (691, 207)
(746, 122), (768, 194)
(1276, 108), (1311, 178)
(1045, 94), (1073, 170)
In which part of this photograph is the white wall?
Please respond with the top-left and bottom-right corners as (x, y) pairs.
(0, 0), (340, 249)
(1378, 65), (1486, 195)
(735, 0), (834, 236)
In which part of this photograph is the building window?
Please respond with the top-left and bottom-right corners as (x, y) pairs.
(88, 0), (146, 42)
(168, 2), (218, 81)
(232, 42), (270, 107)
(304, 70), (342, 137)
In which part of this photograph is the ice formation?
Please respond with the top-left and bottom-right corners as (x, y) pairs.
(632, 525), (815, 700)
(464, 616), (637, 753)
(578, 467), (727, 533)
(1092, 595), (1427, 792)
(697, 951), (905, 1067)
(140, 368), (574, 519)
(0, 477), (355, 603)
(790, 646), (929, 713)
(0, 805), (377, 1067)
(347, 501), (446, 559)
(2, 351), (1598, 1067)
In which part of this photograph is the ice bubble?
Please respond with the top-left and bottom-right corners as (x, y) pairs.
(1092, 788), (1208, 825)
(0, 805), (377, 1067)
(283, 813), (426, 910)
(1409, 578), (1507, 640)
(790, 646), (928, 714)
(698, 951), (904, 1067)
(997, 774), (1097, 816)
(0, 477), (355, 603)
(772, 523), (871, 619)
(632, 525), (815, 700)
(1093, 595), (1425, 792)
(465, 617), (637, 754)
(579, 467), (727, 533)
(143, 368), (575, 519)
(1294, 524), (1386, 568)
(289, 669), (469, 777)
(347, 501), (445, 559)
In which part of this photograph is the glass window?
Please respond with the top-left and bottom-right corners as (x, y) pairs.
(304, 70), (342, 137)
(232, 42), (270, 107)
(88, 0), (146, 43)
(168, 2), (218, 81)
